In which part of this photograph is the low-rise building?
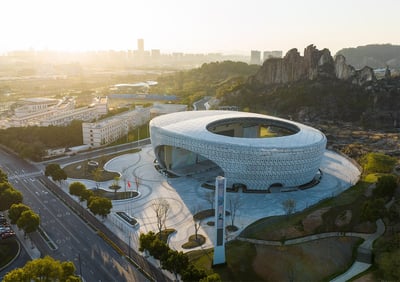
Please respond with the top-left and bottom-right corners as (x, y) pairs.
(82, 103), (187, 148)
(82, 107), (151, 147)
(7, 96), (107, 127)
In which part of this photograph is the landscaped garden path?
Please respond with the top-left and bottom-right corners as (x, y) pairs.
(237, 217), (385, 281)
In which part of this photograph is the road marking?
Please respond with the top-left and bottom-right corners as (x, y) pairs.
(15, 177), (82, 245)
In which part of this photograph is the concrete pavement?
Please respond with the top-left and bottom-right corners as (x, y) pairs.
(57, 145), (361, 279)
(60, 146), (360, 253)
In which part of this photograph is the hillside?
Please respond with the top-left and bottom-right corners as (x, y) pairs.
(219, 45), (400, 129)
(150, 61), (259, 106)
(336, 44), (400, 69)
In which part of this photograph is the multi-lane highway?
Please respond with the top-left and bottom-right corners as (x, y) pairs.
(0, 145), (162, 282)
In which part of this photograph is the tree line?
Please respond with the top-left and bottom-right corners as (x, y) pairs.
(151, 61), (259, 106)
(0, 120), (83, 161)
(139, 231), (221, 282)
(68, 181), (112, 218)
(0, 168), (81, 280)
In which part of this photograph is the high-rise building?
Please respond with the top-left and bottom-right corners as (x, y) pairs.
(137, 38), (144, 53)
(250, 50), (261, 65)
(263, 50), (283, 62)
(151, 49), (160, 58)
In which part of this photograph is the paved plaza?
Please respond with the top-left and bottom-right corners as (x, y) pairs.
(62, 145), (361, 253)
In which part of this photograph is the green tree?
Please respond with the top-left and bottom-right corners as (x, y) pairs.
(139, 231), (157, 253)
(361, 198), (385, 222)
(0, 181), (13, 194)
(161, 250), (189, 281)
(139, 231), (169, 260)
(0, 187), (23, 211)
(2, 256), (80, 282)
(17, 210), (40, 236)
(53, 168), (67, 183)
(69, 182), (87, 197)
(361, 152), (397, 173)
(81, 189), (94, 203)
(200, 273), (222, 282)
(181, 264), (208, 282)
(61, 261), (77, 281)
(149, 238), (170, 260)
(45, 163), (61, 177)
(2, 268), (27, 281)
(0, 168), (8, 182)
(8, 203), (30, 224)
(377, 249), (400, 280)
(373, 175), (398, 198)
(45, 163), (67, 182)
(110, 176), (121, 198)
(88, 196), (112, 218)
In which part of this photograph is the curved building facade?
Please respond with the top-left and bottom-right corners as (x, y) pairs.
(150, 111), (327, 190)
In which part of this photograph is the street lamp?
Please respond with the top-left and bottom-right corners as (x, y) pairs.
(128, 233), (131, 258)
(78, 253), (82, 278)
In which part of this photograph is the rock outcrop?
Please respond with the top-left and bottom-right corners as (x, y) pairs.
(252, 44), (376, 86)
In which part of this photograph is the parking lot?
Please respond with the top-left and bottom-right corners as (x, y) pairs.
(0, 214), (15, 240)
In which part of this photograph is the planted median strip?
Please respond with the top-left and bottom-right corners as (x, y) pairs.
(37, 226), (57, 251)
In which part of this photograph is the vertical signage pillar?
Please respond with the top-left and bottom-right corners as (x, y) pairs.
(213, 176), (226, 265)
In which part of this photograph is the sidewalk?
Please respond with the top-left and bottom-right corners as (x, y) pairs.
(237, 218), (385, 282)
(5, 213), (41, 260)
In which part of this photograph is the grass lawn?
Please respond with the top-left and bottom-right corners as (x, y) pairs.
(364, 173), (390, 183)
(187, 241), (262, 281)
(63, 148), (140, 181)
(188, 237), (361, 281)
(156, 229), (176, 243)
(241, 181), (374, 240)
(182, 234), (206, 249)
(0, 239), (19, 268)
(187, 180), (377, 281)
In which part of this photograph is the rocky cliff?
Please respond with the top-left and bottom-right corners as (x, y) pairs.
(251, 44), (375, 86)
(220, 45), (400, 129)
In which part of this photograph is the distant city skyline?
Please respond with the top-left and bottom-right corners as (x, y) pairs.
(1, 0), (399, 55)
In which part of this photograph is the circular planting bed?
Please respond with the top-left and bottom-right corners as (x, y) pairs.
(182, 234), (206, 249)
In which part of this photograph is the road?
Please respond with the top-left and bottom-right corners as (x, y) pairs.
(39, 139), (151, 168)
(0, 146), (161, 282)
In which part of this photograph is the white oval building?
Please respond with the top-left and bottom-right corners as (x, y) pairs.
(150, 111), (327, 191)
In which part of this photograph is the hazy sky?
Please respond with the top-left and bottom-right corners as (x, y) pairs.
(1, 0), (398, 55)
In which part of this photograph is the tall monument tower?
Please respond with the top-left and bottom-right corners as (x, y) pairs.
(213, 176), (226, 265)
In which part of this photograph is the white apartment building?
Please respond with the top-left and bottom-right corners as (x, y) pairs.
(14, 97), (61, 117)
(82, 103), (187, 148)
(40, 100), (107, 126)
(8, 96), (107, 127)
(82, 107), (151, 147)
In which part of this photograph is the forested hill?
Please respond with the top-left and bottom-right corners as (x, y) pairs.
(151, 61), (259, 106)
(336, 44), (400, 69)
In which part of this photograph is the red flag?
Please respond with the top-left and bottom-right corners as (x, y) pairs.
(127, 181), (131, 188)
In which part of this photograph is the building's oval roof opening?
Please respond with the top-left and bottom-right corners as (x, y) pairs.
(206, 117), (299, 138)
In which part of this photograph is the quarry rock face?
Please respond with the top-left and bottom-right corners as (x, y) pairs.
(252, 44), (376, 86)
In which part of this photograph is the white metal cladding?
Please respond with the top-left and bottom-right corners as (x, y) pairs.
(150, 110), (327, 190)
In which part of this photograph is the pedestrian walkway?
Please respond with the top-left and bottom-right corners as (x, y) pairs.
(4, 214), (41, 260)
(236, 218), (385, 282)
(60, 145), (361, 279)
